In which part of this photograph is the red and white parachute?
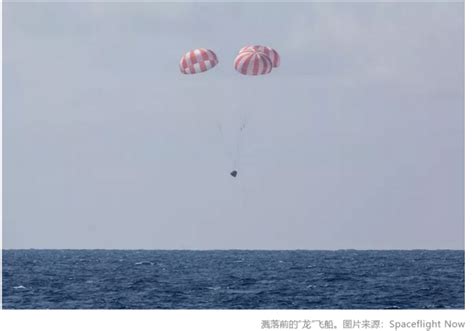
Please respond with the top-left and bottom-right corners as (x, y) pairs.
(234, 51), (273, 76)
(178, 45), (281, 178)
(179, 48), (218, 74)
(238, 45), (280, 68)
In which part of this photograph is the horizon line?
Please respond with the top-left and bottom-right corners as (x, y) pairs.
(1, 248), (465, 251)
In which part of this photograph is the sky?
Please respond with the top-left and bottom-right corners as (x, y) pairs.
(3, 2), (464, 249)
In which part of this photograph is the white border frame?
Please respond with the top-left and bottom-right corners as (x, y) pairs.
(0, 1), (469, 330)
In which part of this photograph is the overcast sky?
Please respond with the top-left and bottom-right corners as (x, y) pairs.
(3, 2), (464, 249)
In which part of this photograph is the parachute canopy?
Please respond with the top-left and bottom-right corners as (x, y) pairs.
(234, 51), (272, 76)
(179, 48), (218, 74)
(239, 45), (280, 68)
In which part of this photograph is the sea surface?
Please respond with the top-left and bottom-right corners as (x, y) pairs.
(2, 250), (464, 309)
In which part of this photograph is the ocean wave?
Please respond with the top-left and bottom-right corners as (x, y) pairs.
(134, 261), (154, 266)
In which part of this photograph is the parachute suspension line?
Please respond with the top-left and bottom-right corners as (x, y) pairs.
(216, 119), (233, 162)
(232, 103), (241, 170)
(234, 131), (242, 170)
(233, 104), (249, 171)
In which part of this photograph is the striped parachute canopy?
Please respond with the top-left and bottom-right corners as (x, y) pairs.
(179, 48), (218, 74)
(234, 51), (272, 76)
(239, 45), (280, 68)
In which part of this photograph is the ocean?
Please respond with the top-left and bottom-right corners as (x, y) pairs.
(2, 249), (464, 309)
